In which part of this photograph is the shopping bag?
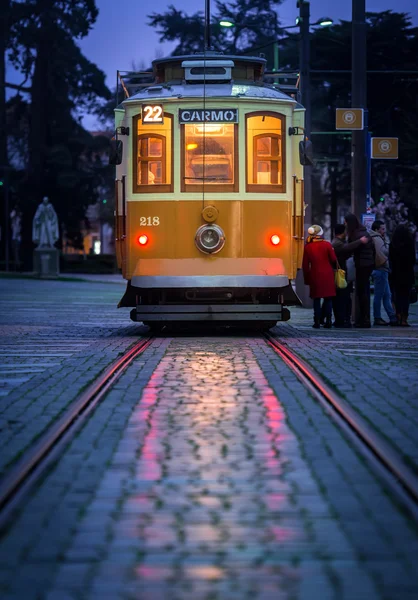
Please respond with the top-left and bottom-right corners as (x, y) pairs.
(335, 267), (347, 289)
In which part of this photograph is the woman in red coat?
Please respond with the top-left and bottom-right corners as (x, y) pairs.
(302, 224), (337, 328)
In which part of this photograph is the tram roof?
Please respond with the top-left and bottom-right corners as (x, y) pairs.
(152, 52), (267, 69)
(123, 82), (296, 105)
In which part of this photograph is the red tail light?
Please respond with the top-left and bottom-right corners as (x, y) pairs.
(270, 234), (280, 246)
(138, 235), (148, 245)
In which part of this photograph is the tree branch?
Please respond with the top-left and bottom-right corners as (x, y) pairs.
(5, 81), (31, 92)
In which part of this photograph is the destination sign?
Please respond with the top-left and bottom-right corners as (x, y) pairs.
(179, 108), (238, 124)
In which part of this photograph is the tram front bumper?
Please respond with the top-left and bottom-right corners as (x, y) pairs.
(130, 304), (290, 322)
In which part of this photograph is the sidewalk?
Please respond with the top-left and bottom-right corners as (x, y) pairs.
(0, 271), (126, 284)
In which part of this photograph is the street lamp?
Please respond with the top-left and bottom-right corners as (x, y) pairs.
(219, 14), (332, 71)
(219, 17), (332, 29)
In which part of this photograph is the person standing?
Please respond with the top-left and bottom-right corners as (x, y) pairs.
(332, 224), (368, 327)
(302, 224), (337, 329)
(389, 225), (416, 327)
(344, 213), (375, 328)
(370, 220), (397, 326)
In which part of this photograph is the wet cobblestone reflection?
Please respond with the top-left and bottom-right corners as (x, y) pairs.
(52, 338), (383, 599)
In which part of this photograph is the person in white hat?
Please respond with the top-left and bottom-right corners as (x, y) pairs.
(302, 224), (338, 328)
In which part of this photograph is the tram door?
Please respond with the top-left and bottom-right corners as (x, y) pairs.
(292, 174), (305, 272)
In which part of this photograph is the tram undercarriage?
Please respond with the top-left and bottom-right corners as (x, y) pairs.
(120, 280), (300, 326)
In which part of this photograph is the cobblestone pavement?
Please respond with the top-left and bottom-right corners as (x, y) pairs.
(271, 302), (418, 473)
(1, 278), (418, 599)
(1, 334), (418, 599)
(0, 278), (144, 476)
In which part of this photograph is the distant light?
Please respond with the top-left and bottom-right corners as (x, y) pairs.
(138, 235), (148, 246)
(271, 234), (281, 246)
(317, 17), (333, 27)
(295, 17), (301, 25)
(219, 20), (234, 27)
(102, 199), (107, 204)
(0, 181), (3, 186)
(93, 240), (101, 255)
(186, 143), (198, 150)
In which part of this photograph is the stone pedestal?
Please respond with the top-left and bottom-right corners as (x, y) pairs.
(33, 248), (59, 278)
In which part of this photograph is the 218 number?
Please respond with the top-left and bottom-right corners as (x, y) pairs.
(140, 216), (160, 226)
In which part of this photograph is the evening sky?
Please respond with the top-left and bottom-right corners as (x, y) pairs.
(79, 0), (418, 80)
(7, 0), (417, 128)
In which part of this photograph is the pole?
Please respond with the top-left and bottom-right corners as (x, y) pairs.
(351, 0), (367, 216)
(1, 167), (10, 271)
(273, 42), (279, 71)
(273, 12), (279, 71)
(204, 0), (211, 50)
(330, 164), (338, 235)
(298, 0), (311, 228)
(295, 1), (313, 308)
(366, 125), (371, 211)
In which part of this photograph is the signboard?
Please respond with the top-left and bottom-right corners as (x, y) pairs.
(371, 137), (398, 159)
(141, 104), (164, 124)
(336, 108), (364, 130)
(362, 213), (375, 231)
(179, 108), (238, 124)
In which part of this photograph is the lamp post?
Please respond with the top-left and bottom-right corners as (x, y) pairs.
(297, 1), (312, 230)
(351, 0), (367, 217)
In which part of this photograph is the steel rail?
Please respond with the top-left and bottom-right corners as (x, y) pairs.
(0, 336), (154, 528)
(265, 333), (418, 520)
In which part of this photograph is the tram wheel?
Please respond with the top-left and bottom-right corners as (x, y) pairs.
(143, 321), (165, 333)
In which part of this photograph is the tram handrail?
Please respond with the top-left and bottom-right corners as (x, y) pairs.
(115, 179), (120, 241)
(292, 175), (297, 238)
(299, 178), (305, 239)
(121, 175), (126, 239)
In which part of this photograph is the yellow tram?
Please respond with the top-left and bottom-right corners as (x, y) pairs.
(112, 52), (308, 329)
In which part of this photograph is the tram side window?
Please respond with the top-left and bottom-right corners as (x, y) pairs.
(246, 113), (286, 193)
(182, 124), (238, 192)
(138, 136), (165, 185)
(133, 113), (173, 194)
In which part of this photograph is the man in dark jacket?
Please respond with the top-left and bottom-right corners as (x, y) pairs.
(332, 224), (368, 327)
(344, 213), (375, 327)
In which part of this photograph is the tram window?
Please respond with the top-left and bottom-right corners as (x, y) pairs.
(138, 137), (164, 185)
(246, 112), (286, 193)
(133, 113), (173, 194)
(181, 123), (238, 192)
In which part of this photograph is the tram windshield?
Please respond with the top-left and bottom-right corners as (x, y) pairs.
(184, 124), (234, 185)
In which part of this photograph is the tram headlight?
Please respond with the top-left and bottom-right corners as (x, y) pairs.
(195, 224), (225, 254)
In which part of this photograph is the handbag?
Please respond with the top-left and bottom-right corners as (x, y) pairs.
(335, 261), (348, 290)
(410, 287), (417, 304)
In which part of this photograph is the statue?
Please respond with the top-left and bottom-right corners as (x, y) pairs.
(32, 196), (59, 248)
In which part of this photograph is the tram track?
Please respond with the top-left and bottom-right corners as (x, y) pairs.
(0, 336), (154, 531)
(264, 332), (418, 522)
(2, 328), (418, 535)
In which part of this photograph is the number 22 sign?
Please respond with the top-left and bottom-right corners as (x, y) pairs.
(142, 104), (164, 124)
